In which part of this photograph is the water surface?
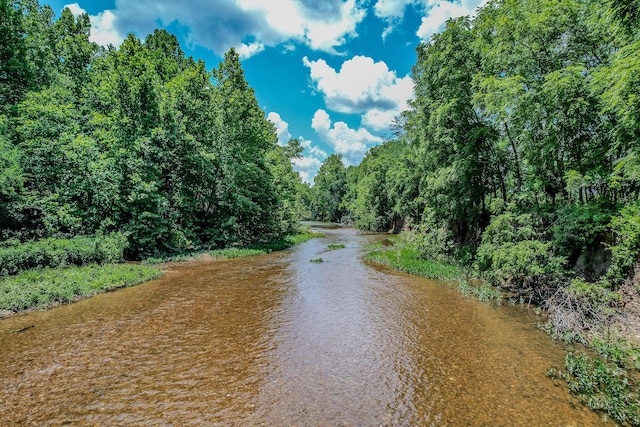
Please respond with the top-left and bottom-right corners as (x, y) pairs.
(0, 226), (606, 425)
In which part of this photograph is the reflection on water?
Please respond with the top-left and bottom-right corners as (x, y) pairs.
(0, 227), (607, 425)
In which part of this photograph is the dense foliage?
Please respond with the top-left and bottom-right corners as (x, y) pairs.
(332, 2), (640, 420)
(0, 1), (303, 258)
(337, 0), (640, 300)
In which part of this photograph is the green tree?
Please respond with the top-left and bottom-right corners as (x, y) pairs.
(343, 140), (407, 231)
(407, 17), (500, 245)
(310, 154), (347, 222)
(212, 48), (280, 245)
(0, 0), (30, 113)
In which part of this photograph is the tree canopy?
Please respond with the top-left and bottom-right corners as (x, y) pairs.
(0, 1), (303, 258)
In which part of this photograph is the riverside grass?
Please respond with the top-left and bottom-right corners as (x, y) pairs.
(365, 247), (463, 282)
(142, 231), (324, 264)
(0, 230), (323, 316)
(366, 247), (502, 303)
(0, 264), (162, 314)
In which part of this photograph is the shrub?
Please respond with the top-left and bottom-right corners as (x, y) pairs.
(401, 211), (455, 263)
(551, 203), (612, 258)
(475, 210), (566, 291)
(0, 233), (128, 276)
(607, 203), (640, 284)
(485, 240), (566, 289)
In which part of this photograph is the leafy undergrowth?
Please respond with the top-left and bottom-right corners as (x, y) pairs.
(0, 233), (128, 276)
(327, 243), (346, 250)
(0, 264), (162, 315)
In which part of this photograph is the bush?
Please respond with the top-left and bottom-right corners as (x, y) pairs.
(475, 210), (566, 291)
(607, 203), (640, 284)
(0, 233), (128, 276)
(552, 203), (612, 258)
(484, 240), (566, 288)
(402, 211), (455, 263)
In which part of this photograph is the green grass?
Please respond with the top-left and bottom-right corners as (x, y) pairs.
(366, 247), (503, 304)
(547, 351), (640, 425)
(327, 243), (346, 250)
(365, 247), (463, 281)
(310, 258), (324, 263)
(143, 231), (325, 264)
(0, 264), (163, 313)
(458, 278), (503, 303)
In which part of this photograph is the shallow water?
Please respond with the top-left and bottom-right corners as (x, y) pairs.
(0, 226), (607, 425)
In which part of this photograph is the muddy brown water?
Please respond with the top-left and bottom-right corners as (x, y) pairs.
(0, 226), (608, 425)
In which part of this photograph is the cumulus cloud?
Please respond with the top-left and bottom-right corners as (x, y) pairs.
(265, 111), (327, 182)
(374, 0), (419, 39)
(267, 111), (291, 146)
(76, 0), (365, 57)
(373, 0), (489, 41)
(303, 55), (412, 132)
(312, 109), (382, 165)
(292, 137), (327, 183)
(418, 0), (491, 40)
(64, 3), (124, 46)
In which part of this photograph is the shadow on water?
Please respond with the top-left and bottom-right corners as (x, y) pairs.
(0, 226), (609, 425)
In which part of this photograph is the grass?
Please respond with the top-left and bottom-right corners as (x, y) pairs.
(143, 231), (325, 264)
(327, 243), (346, 250)
(0, 264), (162, 314)
(548, 349), (640, 425)
(310, 258), (324, 263)
(366, 246), (503, 305)
(458, 278), (503, 304)
(365, 247), (463, 282)
(0, 229), (324, 317)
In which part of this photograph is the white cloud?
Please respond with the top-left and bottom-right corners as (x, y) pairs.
(374, 0), (419, 39)
(64, 3), (124, 47)
(293, 137), (326, 183)
(416, 1), (469, 40)
(267, 111), (291, 146)
(312, 109), (382, 164)
(236, 41), (265, 59)
(261, 112), (326, 182)
(303, 55), (412, 132)
(417, 0), (490, 40)
(77, 0), (365, 58)
(373, 0), (489, 41)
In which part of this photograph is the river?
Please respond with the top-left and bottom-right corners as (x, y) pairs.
(0, 225), (607, 425)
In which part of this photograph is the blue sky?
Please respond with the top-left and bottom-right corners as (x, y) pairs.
(45, 0), (488, 182)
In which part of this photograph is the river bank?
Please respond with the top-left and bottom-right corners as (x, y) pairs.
(0, 225), (605, 425)
(365, 236), (640, 426)
(0, 230), (323, 319)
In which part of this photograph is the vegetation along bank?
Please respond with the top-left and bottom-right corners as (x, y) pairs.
(304, 0), (640, 424)
(2, 0), (640, 423)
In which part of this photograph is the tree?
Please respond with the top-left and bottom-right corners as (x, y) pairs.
(0, 0), (30, 113)
(212, 48), (281, 245)
(310, 154), (347, 222)
(407, 17), (500, 245)
(343, 140), (407, 231)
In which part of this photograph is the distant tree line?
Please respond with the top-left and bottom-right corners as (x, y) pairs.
(0, 0), (304, 258)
